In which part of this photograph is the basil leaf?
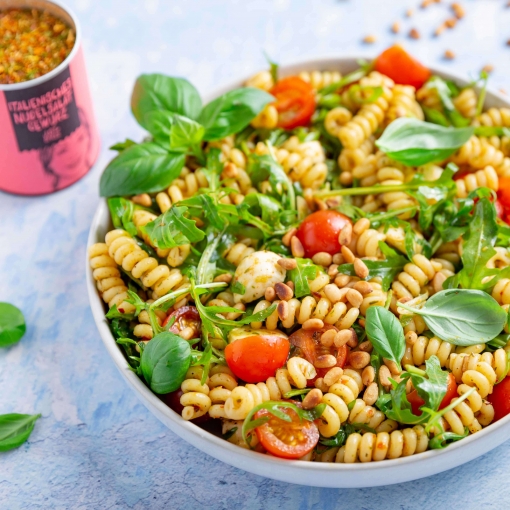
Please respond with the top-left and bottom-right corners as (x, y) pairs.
(100, 143), (185, 197)
(399, 289), (507, 346)
(287, 258), (321, 298)
(142, 205), (205, 249)
(200, 87), (274, 141)
(143, 110), (174, 144)
(110, 138), (137, 152)
(365, 306), (405, 366)
(0, 303), (26, 348)
(131, 74), (202, 129)
(0, 413), (41, 451)
(170, 114), (205, 149)
(376, 118), (474, 166)
(140, 331), (191, 394)
(107, 197), (138, 237)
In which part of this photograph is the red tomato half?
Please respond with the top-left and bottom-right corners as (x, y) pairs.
(288, 325), (348, 386)
(163, 306), (201, 338)
(407, 373), (458, 416)
(225, 334), (290, 383)
(375, 45), (431, 89)
(254, 406), (319, 459)
(270, 77), (316, 129)
(497, 177), (510, 224)
(296, 210), (352, 258)
(495, 200), (504, 220)
(488, 376), (510, 422)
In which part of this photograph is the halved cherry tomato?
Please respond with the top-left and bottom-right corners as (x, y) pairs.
(288, 325), (348, 386)
(407, 373), (458, 416)
(495, 200), (504, 220)
(225, 333), (290, 383)
(254, 406), (319, 459)
(488, 376), (510, 422)
(497, 177), (510, 224)
(375, 45), (431, 89)
(163, 306), (201, 338)
(270, 76), (316, 129)
(161, 389), (210, 424)
(296, 210), (352, 258)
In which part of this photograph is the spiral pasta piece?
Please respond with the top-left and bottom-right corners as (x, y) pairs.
(324, 107), (353, 137)
(402, 335), (454, 368)
(222, 239), (256, 266)
(299, 70), (342, 90)
(451, 136), (510, 176)
(348, 399), (398, 431)
(473, 107), (510, 129)
(360, 283), (387, 316)
(386, 84), (424, 123)
(245, 70), (274, 91)
(180, 379), (212, 420)
(347, 219), (386, 259)
(416, 84), (441, 111)
(452, 88), (477, 119)
(392, 255), (442, 299)
(448, 349), (507, 385)
(336, 426), (428, 463)
(88, 243), (135, 314)
(492, 278), (510, 305)
(455, 165), (499, 198)
(338, 136), (375, 179)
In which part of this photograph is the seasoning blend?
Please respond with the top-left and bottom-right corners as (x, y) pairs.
(0, 0), (99, 195)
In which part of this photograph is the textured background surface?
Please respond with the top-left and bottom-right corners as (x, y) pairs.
(1, 0), (510, 508)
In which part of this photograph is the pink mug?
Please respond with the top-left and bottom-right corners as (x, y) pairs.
(0, 0), (100, 195)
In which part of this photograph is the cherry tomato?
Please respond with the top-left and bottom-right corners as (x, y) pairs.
(254, 406), (319, 459)
(407, 373), (458, 416)
(497, 178), (510, 224)
(161, 390), (210, 424)
(488, 376), (510, 422)
(495, 200), (504, 220)
(163, 306), (201, 338)
(270, 76), (316, 129)
(296, 210), (352, 258)
(225, 333), (290, 383)
(288, 325), (348, 387)
(375, 45), (431, 89)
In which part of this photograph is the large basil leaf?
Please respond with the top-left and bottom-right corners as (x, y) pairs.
(0, 413), (41, 451)
(170, 114), (205, 149)
(0, 303), (26, 348)
(200, 88), (274, 141)
(140, 332), (191, 394)
(100, 143), (185, 197)
(376, 118), (474, 166)
(131, 74), (202, 129)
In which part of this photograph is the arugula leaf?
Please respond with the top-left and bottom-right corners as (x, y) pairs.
(287, 258), (321, 298)
(241, 193), (283, 227)
(107, 197), (138, 237)
(409, 357), (448, 413)
(131, 74), (202, 128)
(202, 148), (223, 192)
(170, 114), (205, 149)
(0, 303), (26, 348)
(105, 305), (135, 321)
(264, 51), (279, 84)
(230, 281), (246, 295)
(379, 376), (423, 425)
(365, 306), (405, 366)
(99, 143), (185, 197)
(141, 206), (205, 249)
(179, 195), (236, 231)
(429, 429), (469, 449)
(0, 413), (41, 451)
(398, 289), (507, 346)
(375, 118), (474, 166)
(200, 88), (274, 141)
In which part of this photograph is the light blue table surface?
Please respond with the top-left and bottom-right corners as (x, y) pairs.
(2, 0), (510, 508)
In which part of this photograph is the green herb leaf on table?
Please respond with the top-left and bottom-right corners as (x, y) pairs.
(200, 88), (274, 141)
(0, 413), (41, 451)
(140, 331), (192, 394)
(99, 143), (185, 197)
(375, 118), (474, 166)
(365, 306), (405, 366)
(398, 289), (507, 346)
(131, 74), (202, 129)
(0, 303), (26, 348)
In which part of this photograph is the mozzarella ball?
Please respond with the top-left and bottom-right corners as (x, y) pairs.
(232, 251), (286, 303)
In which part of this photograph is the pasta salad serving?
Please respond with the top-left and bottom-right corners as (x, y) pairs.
(90, 45), (510, 464)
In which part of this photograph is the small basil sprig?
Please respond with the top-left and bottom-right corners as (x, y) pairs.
(365, 306), (405, 366)
(0, 413), (41, 451)
(398, 289), (507, 346)
(375, 118), (474, 166)
(241, 401), (325, 447)
(0, 303), (26, 348)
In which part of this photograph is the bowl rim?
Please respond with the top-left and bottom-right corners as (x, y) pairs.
(86, 55), (510, 485)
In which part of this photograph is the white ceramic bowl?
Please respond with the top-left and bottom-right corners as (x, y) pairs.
(87, 57), (510, 488)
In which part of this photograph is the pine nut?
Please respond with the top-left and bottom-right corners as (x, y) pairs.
(347, 328), (359, 348)
(326, 198), (340, 208)
(339, 171), (353, 186)
(452, 2), (465, 18)
(383, 358), (401, 375)
(341, 246), (356, 263)
(320, 329), (337, 347)
(214, 273), (233, 284)
(222, 162), (238, 178)
(358, 341), (373, 353)
(302, 388), (323, 409)
(338, 222), (353, 246)
(315, 198), (328, 211)
(445, 17), (457, 28)
(354, 258), (369, 279)
(277, 301), (289, 321)
(275, 282), (293, 301)
(328, 264), (339, 278)
(435, 24), (446, 36)
(363, 34), (376, 44)
(334, 329), (353, 348)
(302, 318), (324, 330)
(409, 28), (420, 39)
(334, 274), (351, 287)
(332, 253), (344, 265)
(312, 252), (333, 267)
(286, 281), (295, 291)
(315, 354), (337, 368)
(444, 49), (455, 60)
(264, 286), (276, 301)
(282, 228), (297, 246)
(348, 351), (371, 369)
(346, 288), (363, 308)
(482, 64), (494, 74)
(277, 258), (297, 270)
(314, 378), (329, 393)
(391, 21), (400, 34)
(132, 193), (152, 207)
(291, 236), (305, 258)
(362, 366), (375, 386)
(353, 281), (373, 295)
(363, 382), (379, 406)
(353, 218), (370, 235)
(379, 365), (392, 387)
(324, 367), (343, 387)
(324, 284), (343, 303)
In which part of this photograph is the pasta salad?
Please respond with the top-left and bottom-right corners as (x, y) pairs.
(90, 45), (510, 463)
